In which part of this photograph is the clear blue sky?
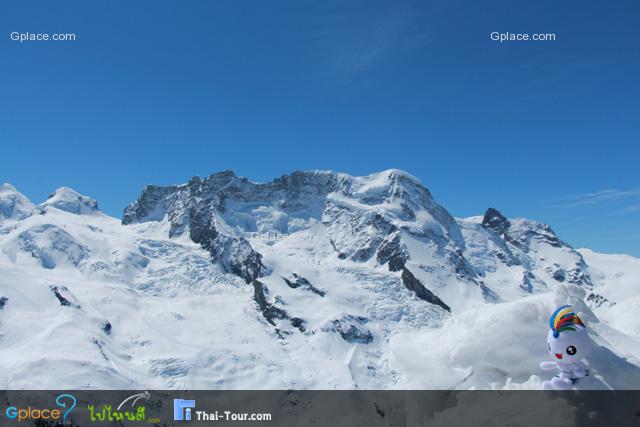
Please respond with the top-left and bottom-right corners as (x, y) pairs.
(1, 0), (639, 255)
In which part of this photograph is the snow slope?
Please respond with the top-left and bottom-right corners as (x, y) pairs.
(0, 172), (638, 390)
(579, 248), (640, 340)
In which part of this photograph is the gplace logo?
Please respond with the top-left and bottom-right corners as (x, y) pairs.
(5, 393), (76, 422)
(174, 399), (196, 421)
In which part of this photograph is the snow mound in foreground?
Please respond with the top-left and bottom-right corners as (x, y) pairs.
(579, 248), (640, 339)
(390, 284), (640, 390)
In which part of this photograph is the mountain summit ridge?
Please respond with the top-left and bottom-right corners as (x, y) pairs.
(121, 169), (593, 310)
(0, 183), (35, 221)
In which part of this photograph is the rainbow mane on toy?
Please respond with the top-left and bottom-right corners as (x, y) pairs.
(549, 305), (585, 338)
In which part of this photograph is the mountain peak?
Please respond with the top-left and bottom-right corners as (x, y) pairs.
(482, 207), (510, 235)
(378, 168), (421, 182)
(0, 183), (34, 220)
(41, 187), (99, 215)
(123, 169), (439, 225)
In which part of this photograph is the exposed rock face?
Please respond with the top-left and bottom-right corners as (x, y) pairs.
(49, 285), (80, 308)
(102, 321), (112, 335)
(482, 206), (571, 261)
(474, 207), (593, 289)
(377, 232), (409, 272)
(506, 221), (566, 250)
(252, 279), (287, 325)
(322, 315), (373, 344)
(564, 265), (594, 288)
(482, 208), (510, 236)
(121, 183), (179, 225)
(0, 297), (7, 310)
(252, 280), (306, 332)
(586, 292), (613, 309)
(521, 271), (536, 293)
(401, 268), (451, 312)
(553, 269), (566, 282)
(124, 175), (266, 283)
(282, 273), (325, 297)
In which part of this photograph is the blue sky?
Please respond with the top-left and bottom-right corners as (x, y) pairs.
(1, 0), (639, 255)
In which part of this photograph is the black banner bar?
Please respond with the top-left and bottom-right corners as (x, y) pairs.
(0, 390), (639, 426)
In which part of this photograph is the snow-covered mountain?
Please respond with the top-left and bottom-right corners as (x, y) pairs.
(0, 170), (638, 389)
(0, 183), (34, 221)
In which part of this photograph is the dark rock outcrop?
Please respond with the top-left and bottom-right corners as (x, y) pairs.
(102, 321), (112, 335)
(186, 201), (265, 283)
(123, 174), (268, 283)
(480, 208), (593, 289)
(252, 280), (288, 324)
(0, 297), (7, 310)
(377, 233), (408, 272)
(323, 315), (373, 344)
(400, 268), (450, 312)
(282, 273), (326, 297)
(587, 292), (613, 309)
(252, 280), (305, 332)
(504, 220), (567, 250)
(566, 268), (593, 288)
(553, 269), (566, 282)
(482, 208), (510, 236)
(521, 271), (535, 293)
(49, 285), (80, 308)
(289, 317), (306, 332)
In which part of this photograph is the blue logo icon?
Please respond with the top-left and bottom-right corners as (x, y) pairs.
(174, 399), (196, 421)
(55, 394), (77, 421)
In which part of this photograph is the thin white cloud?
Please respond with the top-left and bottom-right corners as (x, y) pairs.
(305, 1), (429, 82)
(617, 205), (640, 214)
(546, 187), (640, 208)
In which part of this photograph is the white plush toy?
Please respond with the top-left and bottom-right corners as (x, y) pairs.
(540, 305), (591, 390)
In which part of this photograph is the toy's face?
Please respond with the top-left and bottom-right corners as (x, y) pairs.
(547, 329), (591, 362)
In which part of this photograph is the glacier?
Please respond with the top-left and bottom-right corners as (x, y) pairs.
(0, 170), (638, 389)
